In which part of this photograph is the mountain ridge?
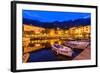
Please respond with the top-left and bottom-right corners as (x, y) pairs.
(23, 17), (91, 29)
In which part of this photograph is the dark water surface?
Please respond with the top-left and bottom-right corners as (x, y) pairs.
(28, 48), (83, 62)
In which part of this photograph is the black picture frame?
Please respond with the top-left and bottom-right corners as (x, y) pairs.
(11, 1), (98, 72)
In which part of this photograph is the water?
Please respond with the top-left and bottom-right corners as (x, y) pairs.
(28, 48), (83, 62)
(27, 39), (83, 62)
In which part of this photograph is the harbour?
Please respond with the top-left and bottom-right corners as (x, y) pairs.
(23, 39), (90, 63)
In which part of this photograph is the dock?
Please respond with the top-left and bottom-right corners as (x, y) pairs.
(74, 48), (91, 60)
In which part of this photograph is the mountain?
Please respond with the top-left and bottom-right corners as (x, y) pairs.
(23, 17), (91, 29)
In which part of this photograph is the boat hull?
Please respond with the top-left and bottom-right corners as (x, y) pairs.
(52, 45), (73, 57)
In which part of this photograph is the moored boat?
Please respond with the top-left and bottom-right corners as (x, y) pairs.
(64, 40), (90, 49)
(23, 53), (30, 63)
(52, 44), (73, 57)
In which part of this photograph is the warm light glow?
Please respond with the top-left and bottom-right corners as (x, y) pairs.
(49, 29), (55, 36)
(23, 24), (91, 49)
(35, 44), (41, 47)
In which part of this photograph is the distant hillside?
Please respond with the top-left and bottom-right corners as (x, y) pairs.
(23, 17), (91, 29)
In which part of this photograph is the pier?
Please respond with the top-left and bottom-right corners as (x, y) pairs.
(74, 48), (91, 60)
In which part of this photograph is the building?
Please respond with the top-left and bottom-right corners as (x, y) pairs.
(24, 24), (45, 36)
(68, 25), (91, 39)
(23, 24), (91, 43)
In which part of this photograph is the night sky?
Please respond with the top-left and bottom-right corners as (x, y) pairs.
(22, 10), (91, 23)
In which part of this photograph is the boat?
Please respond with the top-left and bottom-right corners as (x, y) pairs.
(64, 41), (90, 49)
(52, 44), (73, 57)
(23, 53), (30, 63)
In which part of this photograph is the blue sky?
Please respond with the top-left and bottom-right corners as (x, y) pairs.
(23, 10), (91, 22)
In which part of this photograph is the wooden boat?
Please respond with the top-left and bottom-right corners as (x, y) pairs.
(23, 53), (30, 63)
(52, 44), (73, 57)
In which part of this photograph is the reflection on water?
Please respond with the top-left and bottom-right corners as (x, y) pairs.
(29, 39), (66, 48)
(28, 48), (72, 62)
(27, 39), (83, 62)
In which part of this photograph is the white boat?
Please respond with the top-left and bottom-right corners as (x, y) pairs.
(64, 41), (90, 49)
(52, 44), (73, 57)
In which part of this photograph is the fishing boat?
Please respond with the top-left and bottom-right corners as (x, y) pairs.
(52, 44), (73, 57)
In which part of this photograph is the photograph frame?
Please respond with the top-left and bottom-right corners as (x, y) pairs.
(11, 1), (98, 72)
